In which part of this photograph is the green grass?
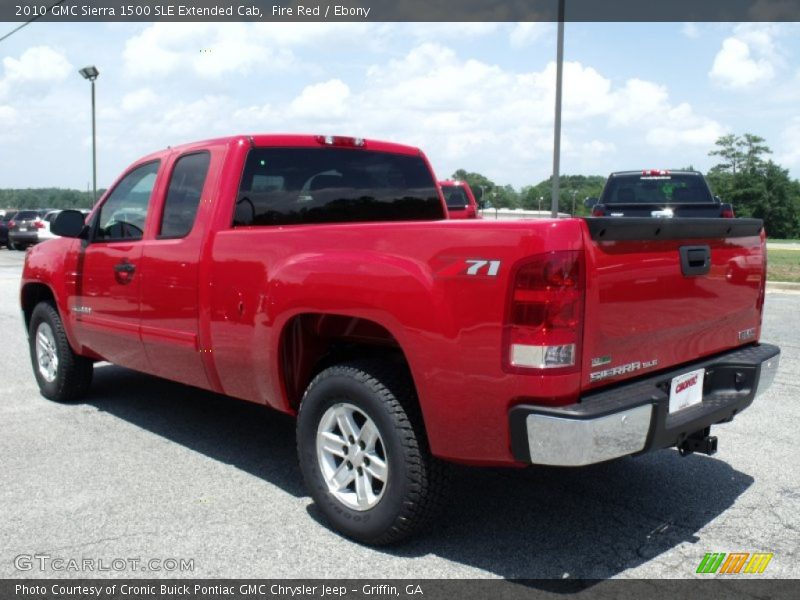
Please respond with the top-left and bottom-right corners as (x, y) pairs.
(767, 248), (800, 282)
(767, 238), (800, 244)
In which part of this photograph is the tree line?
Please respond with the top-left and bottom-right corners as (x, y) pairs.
(0, 188), (101, 212)
(454, 133), (800, 239)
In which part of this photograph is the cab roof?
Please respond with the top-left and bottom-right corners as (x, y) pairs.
(136, 134), (423, 163)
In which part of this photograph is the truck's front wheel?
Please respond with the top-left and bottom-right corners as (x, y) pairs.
(297, 360), (447, 545)
(29, 302), (93, 402)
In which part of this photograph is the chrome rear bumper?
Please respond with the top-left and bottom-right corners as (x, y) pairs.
(509, 343), (781, 466)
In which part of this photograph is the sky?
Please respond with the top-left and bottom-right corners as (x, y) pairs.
(0, 21), (799, 190)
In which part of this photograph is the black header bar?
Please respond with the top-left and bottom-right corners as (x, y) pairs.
(3, 0), (800, 23)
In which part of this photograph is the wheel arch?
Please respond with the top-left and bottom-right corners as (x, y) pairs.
(278, 312), (420, 414)
(21, 282), (58, 333)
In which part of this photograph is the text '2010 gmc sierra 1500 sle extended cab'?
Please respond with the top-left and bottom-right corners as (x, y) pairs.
(21, 134), (780, 544)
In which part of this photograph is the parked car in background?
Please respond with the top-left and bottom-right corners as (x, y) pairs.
(439, 180), (480, 219)
(1, 211), (18, 248)
(7, 209), (48, 250)
(585, 170), (735, 218)
(37, 210), (62, 243)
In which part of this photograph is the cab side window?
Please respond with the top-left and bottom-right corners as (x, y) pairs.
(159, 152), (210, 238)
(95, 161), (160, 241)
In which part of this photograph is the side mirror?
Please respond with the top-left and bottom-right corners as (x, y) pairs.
(584, 197), (599, 209)
(51, 210), (87, 238)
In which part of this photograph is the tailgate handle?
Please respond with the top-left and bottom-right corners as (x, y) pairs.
(679, 245), (711, 276)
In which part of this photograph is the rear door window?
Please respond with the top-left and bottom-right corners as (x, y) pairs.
(235, 147), (442, 226)
(159, 152), (210, 238)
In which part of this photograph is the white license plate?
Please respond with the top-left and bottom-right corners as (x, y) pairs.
(668, 368), (705, 414)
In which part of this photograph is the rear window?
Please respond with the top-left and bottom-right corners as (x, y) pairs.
(601, 174), (714, 205)
(441, 185), (468, 210)
(234, 147), (443, 226)
(14, 211), (39, 220)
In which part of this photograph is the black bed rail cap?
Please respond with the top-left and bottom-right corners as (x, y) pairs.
(583, 217), (763, 242)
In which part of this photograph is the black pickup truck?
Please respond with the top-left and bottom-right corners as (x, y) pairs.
(586, 170), (734, 218)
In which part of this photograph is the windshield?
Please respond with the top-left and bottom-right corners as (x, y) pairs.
(601, 173), (714, 205)
(441, 185), (468, 210)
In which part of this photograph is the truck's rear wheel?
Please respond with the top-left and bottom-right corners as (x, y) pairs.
(297, 360), (447, 545)
(29, 302), (93, 402)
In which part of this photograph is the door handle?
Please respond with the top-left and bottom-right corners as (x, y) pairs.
(114, 261), (135, 273)
(113, 260), (136, 284)
(679, 245), (711, 276)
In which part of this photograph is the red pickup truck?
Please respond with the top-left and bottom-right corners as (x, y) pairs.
(21, 134), (780, 544)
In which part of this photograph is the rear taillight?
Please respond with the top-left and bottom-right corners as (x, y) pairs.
(503, 250), (584, 373)
(757, 233), (767, 318)
(33, 220), (45, 229)
(8, 220), (15, 228)
(591, 205), (606, 217)
(721, 204), (735, 218)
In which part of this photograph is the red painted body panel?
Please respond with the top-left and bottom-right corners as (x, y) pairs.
(580, 225), (765, 390)
(20, 134), (767, 467)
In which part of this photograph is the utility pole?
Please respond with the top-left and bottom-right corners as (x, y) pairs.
(551, 0), (565, 218)
(79, 66), (99, 201)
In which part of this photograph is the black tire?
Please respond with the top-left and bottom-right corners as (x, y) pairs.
(29, 302), (93, 402)
(297, 359), (449, 545)
(7, 238), (16, 250)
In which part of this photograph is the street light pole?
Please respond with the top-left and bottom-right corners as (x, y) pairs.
(551, 0), (565, 218)
(79, 65), (100, 202)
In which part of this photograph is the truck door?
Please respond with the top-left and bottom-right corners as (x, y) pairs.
(73, 160), (160, 370)
(139, 151), (213, 389)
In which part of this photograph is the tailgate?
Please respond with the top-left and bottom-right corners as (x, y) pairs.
(580, 217), (765, 390)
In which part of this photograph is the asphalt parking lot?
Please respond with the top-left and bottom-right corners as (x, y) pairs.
(0, 248), (797, 580)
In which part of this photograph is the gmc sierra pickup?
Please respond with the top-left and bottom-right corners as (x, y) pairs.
(21, 134), (780, 544)
(586, 169), (735, 218)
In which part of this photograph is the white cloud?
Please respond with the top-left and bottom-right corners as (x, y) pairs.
(123, 24), (295, 79)
(609, 79), (670, 126)
(709, 24), (782, 89)
(0, 46), (72, 100)
(710, 37), (775, 88)
(580, 140), (616, 156)
(341, 43), (722, 180)
(121, 88), (159, 112)
(289, 79), (351, 119)
(509, 23), (552, 48)
(0, 105), (17, 128)
(682, 23), (700, 39)
(2, 46), (72, 84)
